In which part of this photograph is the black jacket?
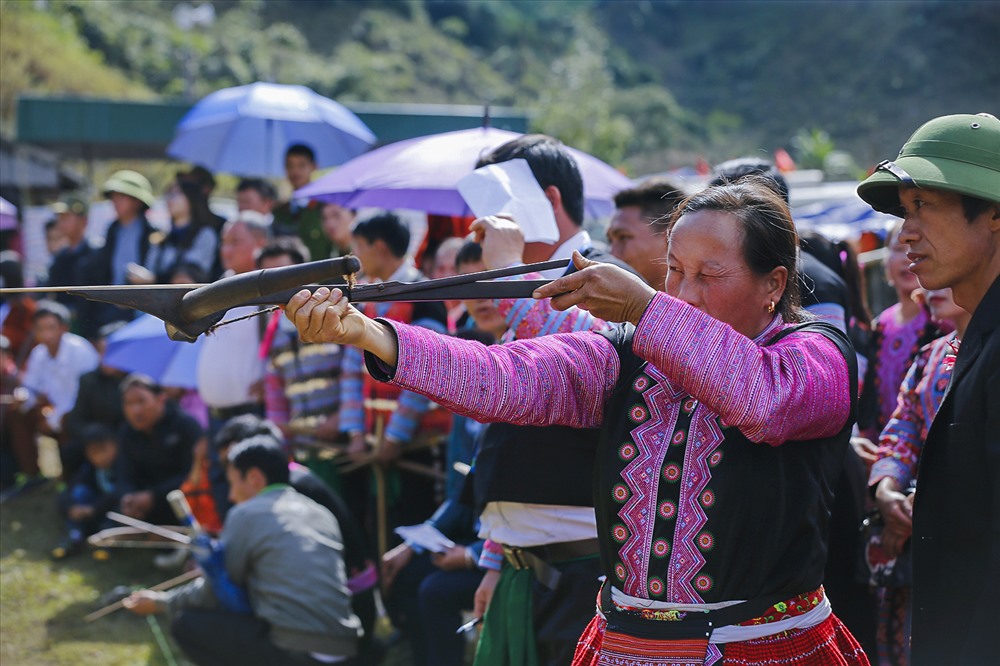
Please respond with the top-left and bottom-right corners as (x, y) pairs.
(465, 244), (639, 511)
(78, 216), (157, 332)
(116, 402), (201, 521)
(64, 370), (125, 442)
(84, 216), (158, 286)
(911, 275), (1000, 665)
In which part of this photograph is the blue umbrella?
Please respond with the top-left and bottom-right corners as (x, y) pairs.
(103, 314), (204, 389)
(167, 82), (376, 177)
(793, 198), (897, 242)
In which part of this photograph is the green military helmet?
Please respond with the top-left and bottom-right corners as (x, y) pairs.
(858, 113), (1000, 216)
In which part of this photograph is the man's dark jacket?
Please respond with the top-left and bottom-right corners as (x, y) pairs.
(911, 275), (1000, 665)
(78, 217), (157, 332)
(116, 401), (200, 523)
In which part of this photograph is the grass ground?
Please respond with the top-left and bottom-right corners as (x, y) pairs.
(0, 445), (415, 665)
(0, 481), (184, 665)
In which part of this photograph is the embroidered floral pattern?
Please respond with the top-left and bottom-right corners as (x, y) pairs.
(653, 539), (670, 558)
(648, 576), (665, 596)
(619, 442), (637, 461)
(696, 532), (715, 551)
(638, 608), (687, 621)
(613, 484), (630, 503)
(700, 490), (716, 508)
(630, 405), (648, 423)
(658, 501), (676, 520)
(667, 402), (725, 604)
(633, 375), (650, 392)
(612, 524), (630, 543)
(662, 463), (681, 482)
(617, 372), (681, 597)
(738, 587), (825, 626)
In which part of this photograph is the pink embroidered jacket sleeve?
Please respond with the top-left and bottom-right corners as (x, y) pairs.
(380, 292), (850, 444)
(632, 293), (851, 443)
(493, 271), (608, 339)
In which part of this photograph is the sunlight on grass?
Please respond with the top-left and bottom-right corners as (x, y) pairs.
(0, 480), (416, 665)
(0, 484), (186, 666)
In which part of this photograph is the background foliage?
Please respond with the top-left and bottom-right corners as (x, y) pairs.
(1, 0), (997, 173)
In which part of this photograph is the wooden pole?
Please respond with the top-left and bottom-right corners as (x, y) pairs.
(106, 512), (192, 545)
(373, 413), (388, 560)
(83, 569), (200, 622)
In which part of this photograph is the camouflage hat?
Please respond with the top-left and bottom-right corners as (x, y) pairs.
(103, 170), (155, 208)
(858, 113), (1000, 216)
(50, 194), (89, 216)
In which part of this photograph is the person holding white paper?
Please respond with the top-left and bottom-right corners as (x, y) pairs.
(448, 136), (638, 666)
(471, 135), (637, 281)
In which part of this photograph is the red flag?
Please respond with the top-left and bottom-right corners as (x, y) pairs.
(774, 148), (796, 173)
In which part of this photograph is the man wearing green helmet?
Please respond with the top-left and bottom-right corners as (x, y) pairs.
(858, 113), (1000, 665)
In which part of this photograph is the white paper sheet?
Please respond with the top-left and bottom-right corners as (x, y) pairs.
(394, 523), (456, 554)
(457, 158), (560, 243)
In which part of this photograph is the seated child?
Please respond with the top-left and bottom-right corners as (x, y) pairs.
(52, 424), (120, 559)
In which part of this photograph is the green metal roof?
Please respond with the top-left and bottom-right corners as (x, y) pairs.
(16, 95), (530, 161)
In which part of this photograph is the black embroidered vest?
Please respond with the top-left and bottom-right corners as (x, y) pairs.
(592, 321), (858, 603)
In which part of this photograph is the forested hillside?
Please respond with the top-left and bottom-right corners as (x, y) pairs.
(1, 0), (996, 172)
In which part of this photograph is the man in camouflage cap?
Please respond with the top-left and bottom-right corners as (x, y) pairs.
(858, 113), (1000, 665)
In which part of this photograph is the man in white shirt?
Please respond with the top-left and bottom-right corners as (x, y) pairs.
(197, 211), (272, 517)
(9, 301), (98, 482)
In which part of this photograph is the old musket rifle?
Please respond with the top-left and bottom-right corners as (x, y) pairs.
(0, 256), (566, 342)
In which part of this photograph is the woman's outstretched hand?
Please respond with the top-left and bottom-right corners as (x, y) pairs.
(285, 287), (399, 365)
(532, 251), (657, 325)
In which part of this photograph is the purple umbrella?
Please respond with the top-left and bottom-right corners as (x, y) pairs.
(0, 197), (17, 231)
(295, 127), (632, 218)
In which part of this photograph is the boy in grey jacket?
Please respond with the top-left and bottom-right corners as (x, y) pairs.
(126, 436), (362, 665)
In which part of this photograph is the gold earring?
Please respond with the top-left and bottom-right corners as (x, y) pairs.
(767, 301), (776, 314)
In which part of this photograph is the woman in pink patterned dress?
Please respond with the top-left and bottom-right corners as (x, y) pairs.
(857, 223), (944, 443)
(867, 288), (970, 666)
(286, 180), (869, 666)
